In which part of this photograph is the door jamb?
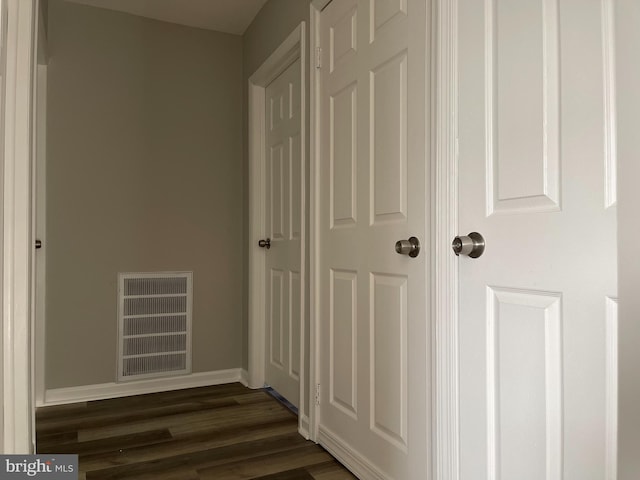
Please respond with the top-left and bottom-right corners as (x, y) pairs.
(308, 0), (331, 444)
(33, 0), (48, 411)
(2, 0), (37, 453)
(33, 63), (47, 409)
(247, 22), (307, 435)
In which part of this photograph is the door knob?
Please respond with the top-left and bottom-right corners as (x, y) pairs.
(395, 237), (420, 258)
(452, 232), (485, 258)
(258, 238), (271, 249)
(35, 239), (42, 249)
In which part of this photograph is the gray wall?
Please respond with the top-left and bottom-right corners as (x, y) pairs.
(241, 0), (312, 410)
(45, 1), (243, 388)
(616, 0), (640, 477)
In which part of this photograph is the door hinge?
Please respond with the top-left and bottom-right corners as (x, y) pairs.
(315, 47), (322, 69)
(315, 383), (321, 405)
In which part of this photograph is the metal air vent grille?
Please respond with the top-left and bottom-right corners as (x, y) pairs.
(117, 272), (192, 381)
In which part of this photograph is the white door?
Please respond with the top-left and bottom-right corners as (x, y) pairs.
(263, 58), (303, 408)
(317, 0), (429, 478)
(457, 1), (617, 479)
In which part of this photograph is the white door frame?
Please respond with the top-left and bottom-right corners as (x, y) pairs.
(247, 22), (308, 434)
(2, 0), (37, 453)
(33, 0), (48, 411)
(308, 0), (459, 475)
(308, 0), (329, 444)
(33, 63), (46, 409)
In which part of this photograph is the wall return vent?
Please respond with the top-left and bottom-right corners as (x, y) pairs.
(117, 272), (193, 382)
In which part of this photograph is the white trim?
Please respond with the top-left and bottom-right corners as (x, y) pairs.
(248, 70), (267, 390)
(299, 24), (308, 439)
(247, 22), (307, 428)
(433, 0), (460, 479)
(33, 64), (46, 418)
(41, 369), (246, 407)
(299, 413), (310, 440)
(2, 0), (37, 454)
(35, 0), (46, 66)
(239, 368), (249, 387)
(601, 0), (617, 209)
(318, 425), (388, 480)
(30, 20), (46, 454)
(308, 0), (324, 443)
(311, 0), (332, 11)
(605, 297), (618, 480)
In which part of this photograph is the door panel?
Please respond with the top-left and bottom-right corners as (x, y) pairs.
(370, 273), (408, 448)
(330, 83), (357, 228)
(264, 58), (303, 407)
(486, 0), (560, 215)
(371, 53), (408, 224)
(458, 1), (617, 479)
(269, 269), (284, 368)
(270, 143), (285, 240)
(485, 287), (563, 480)
(329, 269), (357, 418)
(318, 0), (429, 478)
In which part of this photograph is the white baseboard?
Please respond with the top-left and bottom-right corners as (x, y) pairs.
(239, 369), (249, 387)
(299, 414), (310, 440)
(40, 368), (245, 407)
(318, 425), (388, 480)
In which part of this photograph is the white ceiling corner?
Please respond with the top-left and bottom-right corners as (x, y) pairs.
(64, 0), (269, 35)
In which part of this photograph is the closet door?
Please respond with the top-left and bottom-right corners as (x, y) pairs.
(317, 0), (430, 478)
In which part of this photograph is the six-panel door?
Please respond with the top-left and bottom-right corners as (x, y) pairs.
(458, 1), (618, 479)
(318, 0), (430, 478)
(264, 58), (303, 408)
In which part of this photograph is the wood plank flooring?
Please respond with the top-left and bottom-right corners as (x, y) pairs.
(36, 383), (357, 480)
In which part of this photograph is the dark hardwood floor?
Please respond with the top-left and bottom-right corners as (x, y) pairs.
(36, 383), (357, 480)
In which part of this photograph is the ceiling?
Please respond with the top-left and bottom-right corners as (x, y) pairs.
(64, 0), (269, 35)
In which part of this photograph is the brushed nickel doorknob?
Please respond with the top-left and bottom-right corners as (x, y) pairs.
(452, 232), (485, 258)
(395, 237), (420, 258)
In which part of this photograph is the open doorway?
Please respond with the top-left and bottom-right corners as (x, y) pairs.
(247, 22), (309, 438)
